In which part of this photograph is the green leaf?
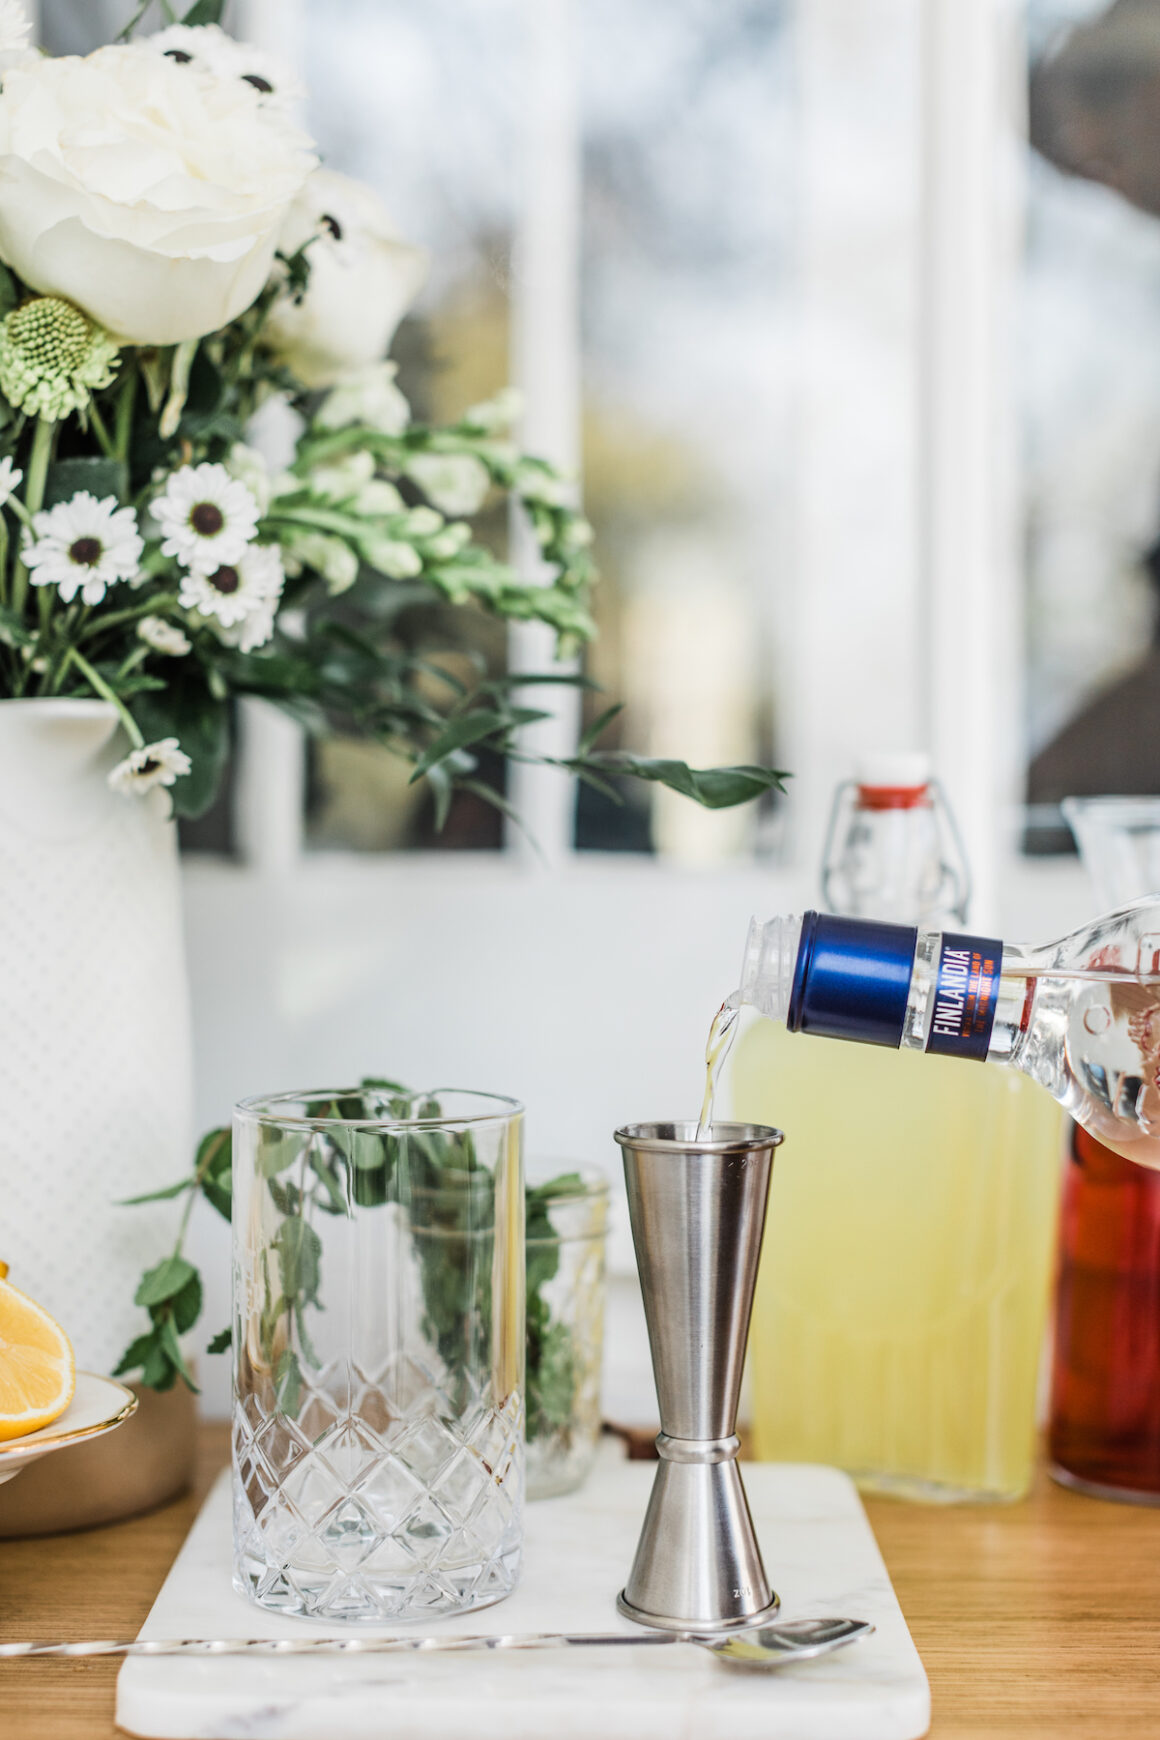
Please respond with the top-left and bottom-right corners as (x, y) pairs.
(135, 1254), (197, 1309)
(181, 0), (226, 27)
(113, 1331), (161, 1378)
(268, 1177), (303, 1217)
(168, 1269), (203, 1336)
(206, 1326), (232, 1355)
(275, 1348), (302, 1416)
(294, 1300), (320, 1370)
(141, 1338), (178, 1391)
(202, 1175), (232, 1221)
(306, 1140), (349, 1216)
(577, 703), (623, 756)
(409, 710), (513, 783)
(274, 1217), (323, 1309)
(44, 456), (128, 510)
(527, 1319), (579, 1440)
(130, 678), (229, 821)
(195, 1127), (232, 1221)
(0, 604), (32, 650)
(256, 1128), (299, 1179)
(580, 755), (788, 811)
(158, 1312), (199, 1392)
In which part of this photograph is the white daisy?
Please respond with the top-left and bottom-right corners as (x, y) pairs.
(153, 462), (260, 574)
(147, 23), (305, 111)
(0, 454), (22, 508)
(108, 738), (191, 798)
(24, 493), (143, 605)
(137, 616), (191, 658)
(316, 362), (410, 436)
(179, 542), (284, 641)
(213, 593), (279, 654)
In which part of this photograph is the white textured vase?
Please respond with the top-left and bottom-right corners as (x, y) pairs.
(0, 700), (193, 1373)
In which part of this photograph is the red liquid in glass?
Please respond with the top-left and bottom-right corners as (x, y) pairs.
(1048, 1121), (1160, 1499)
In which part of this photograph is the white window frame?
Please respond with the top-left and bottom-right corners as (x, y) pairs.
(225, 0), (1087, 913)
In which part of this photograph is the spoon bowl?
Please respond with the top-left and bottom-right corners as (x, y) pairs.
(701, 1616), (874, 1667)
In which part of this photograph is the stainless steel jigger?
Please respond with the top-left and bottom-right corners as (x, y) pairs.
(612, 1120), (784, 1633)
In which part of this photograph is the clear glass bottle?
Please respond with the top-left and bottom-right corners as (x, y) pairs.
(734, 758), (1062, 1500)
(739, 897), (1160, 1169)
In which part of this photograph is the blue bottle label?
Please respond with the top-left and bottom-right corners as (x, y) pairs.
(925, 931), (1003, 1061)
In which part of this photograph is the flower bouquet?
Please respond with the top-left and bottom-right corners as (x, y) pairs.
(0, 1), (787, 1432)
(0, 0), (784, 830)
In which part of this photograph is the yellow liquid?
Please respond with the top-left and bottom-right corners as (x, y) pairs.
(733, 1021), (1063, 1500)
(699, 1001), (739, 1135)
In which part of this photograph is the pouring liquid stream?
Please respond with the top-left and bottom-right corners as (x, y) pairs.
(698, 997), (741, 1139)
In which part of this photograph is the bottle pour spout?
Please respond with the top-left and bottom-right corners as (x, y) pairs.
(737, 915), (803, 1022)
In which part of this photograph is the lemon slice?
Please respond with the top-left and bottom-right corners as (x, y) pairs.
(0, 1264), (76, 1441)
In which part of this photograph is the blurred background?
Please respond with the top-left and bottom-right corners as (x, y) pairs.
(35, 0), (1160, 1415)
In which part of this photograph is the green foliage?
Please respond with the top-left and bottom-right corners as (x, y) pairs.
(118, 1097), (592, 1454)
(130, 676), (230, 820)
(44, 456), (128, 509)
(180, 0), (226, 24)
(574, 755), (789, 811)
(113, 1253), (202, 1392)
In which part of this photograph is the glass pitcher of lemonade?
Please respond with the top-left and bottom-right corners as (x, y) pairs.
(733, 756), (1062, 1500)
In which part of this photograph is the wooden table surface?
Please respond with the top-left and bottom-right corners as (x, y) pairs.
(2, 1422), (1159, 1738)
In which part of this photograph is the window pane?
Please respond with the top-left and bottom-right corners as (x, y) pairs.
(1024, 0), (1160, 850)
(574, 0), (791, 858)
(301, 0), (522, 852)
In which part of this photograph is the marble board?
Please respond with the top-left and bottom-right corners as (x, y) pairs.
(116, 1444), (930, 1740)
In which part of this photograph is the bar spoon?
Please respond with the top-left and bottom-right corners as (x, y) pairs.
(0, 1616), (872, 1668)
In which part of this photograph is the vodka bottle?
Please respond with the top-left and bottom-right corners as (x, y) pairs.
(737, 899), (1160, 1169)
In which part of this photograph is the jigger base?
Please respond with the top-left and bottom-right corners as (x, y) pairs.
(616, 1454), (777, 1633)
(616, 1589), (781, 1633)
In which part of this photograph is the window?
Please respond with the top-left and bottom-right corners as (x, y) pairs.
(41, 0), (1117, 1420)
(1023, 0), (1160, 848)
(299, 0), (793, 863)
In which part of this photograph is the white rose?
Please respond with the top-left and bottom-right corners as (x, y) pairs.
(405, 452), (490, 517)
(263, 169), (428, 388)
(0, 45), (317, 345)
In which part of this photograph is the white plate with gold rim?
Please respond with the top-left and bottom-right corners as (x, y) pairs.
(0, 1372), (137, 1485)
